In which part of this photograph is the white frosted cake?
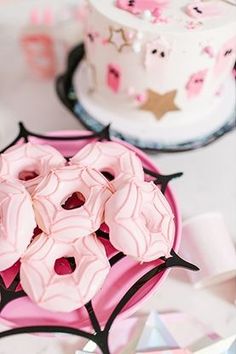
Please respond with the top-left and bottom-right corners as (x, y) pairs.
(74, 0), (236, 148)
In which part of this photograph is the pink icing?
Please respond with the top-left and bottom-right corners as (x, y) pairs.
(185, 2), (223, 19)
(70, 141), (144, 190)
(0, 142), (66, 194)
(116, 0), (170, 17)
(105, 179), (175, 262)
(152, 14), (169, 24)
(102, 38), (110, 45)
(186, 20), (202, 30)
(32, 165), (113, 242)
(213, 37), (236, 76)
(186, 69), (208, 98)
(202, 46), (215, 58)
(0, 178), (36, 271)
(107, 64), (121, 93)
(136, 92), (147, 103)
(20, 233), (110, 312)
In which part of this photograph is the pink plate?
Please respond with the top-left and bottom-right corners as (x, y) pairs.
(0, 130), (181, 331)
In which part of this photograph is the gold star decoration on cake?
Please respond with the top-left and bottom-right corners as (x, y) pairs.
(108, 27), (130, 53)
(139, 89), (180, 120)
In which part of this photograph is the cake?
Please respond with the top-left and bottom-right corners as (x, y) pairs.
(73, 0), (236, 149)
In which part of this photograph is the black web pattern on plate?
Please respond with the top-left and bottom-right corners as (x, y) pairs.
(0, 123), (199, 354)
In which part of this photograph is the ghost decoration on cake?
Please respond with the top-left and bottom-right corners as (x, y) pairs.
(144, 37), (172, 93)
(107, 64), (121, 92)
(185, 1), (223, 19)
(145, 37), (171, 68)
(213, 36), (236, 76)
(186, 69), (208, 99)
(116, 0), (170, 19)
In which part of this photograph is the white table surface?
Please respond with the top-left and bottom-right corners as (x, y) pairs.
(0, 1), (236, 353)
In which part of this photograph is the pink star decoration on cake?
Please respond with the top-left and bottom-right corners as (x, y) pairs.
(108, 27), (130, 52)
(139, 89), (180, 120)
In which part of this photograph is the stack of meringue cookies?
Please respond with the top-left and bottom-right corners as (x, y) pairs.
(0, 141), (174, 313)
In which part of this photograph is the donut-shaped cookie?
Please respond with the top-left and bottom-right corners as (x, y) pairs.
(32, 165), (113, 242)
(105, 179), (175, 262)
(70, 142), (144, 189)
(0, 178), (36, 271)
(20, 233), (110, 312)
(0, 142), (66, 194)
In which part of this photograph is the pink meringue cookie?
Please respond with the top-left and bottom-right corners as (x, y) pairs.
(20, 233), (110, 312)
(0, 142), (66, 194)
(32, 165), (113, 242)
(0, 178), (36, 271)
(70, 141), (144, 189)
(105, 179), (175, 262)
